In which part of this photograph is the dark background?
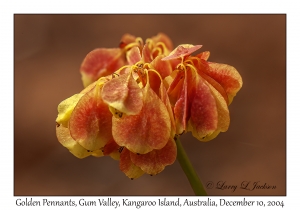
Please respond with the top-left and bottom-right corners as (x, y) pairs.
(14, 14), (286, 195)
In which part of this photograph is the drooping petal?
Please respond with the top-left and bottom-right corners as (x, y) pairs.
(161, 44), (202, 61)
(150, 33), (174, 52)
(103, 139), (121, 160)
(56, 93), (84, 127)
(56, 125), (93, 158)
(200, 82), (230, 142)
(101, 72), (143, 115)
(119, 33), (136, 49)
(206, 62), (243, 104)
(130, 138), (177, 175)
(112, 83), (171, 154)
(69, 85), (113, 151)
(119, 148), (144, 179)
(126, 46), (142, 65)
(187, 75), (218, 140)
(80, 48), (126, 87)
(196, 51), (210, 61)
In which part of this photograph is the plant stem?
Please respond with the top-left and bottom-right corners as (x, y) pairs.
(175, 137), (207, 196)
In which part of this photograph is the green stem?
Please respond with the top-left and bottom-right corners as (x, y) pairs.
(176, 137), (207, 196)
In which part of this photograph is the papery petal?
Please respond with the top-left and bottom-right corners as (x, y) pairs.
(103, 139), (120, 160)
(161, 44), (202, 61)
(112, 85), (171, 154)
(80, 48), (126, 87)
(126, 46), (142, 65)
(119, 148), (144, 179)
(199, 82), (230, 142)
(166, 70), (185, 106)
(130, 138), (177, 175)
(196, 51), (210, 61)
(69, 85), (113, 151)
(206, 62), (243, 104)
(188, 75), (218, 140)
(150, 33), (174, 52)
(119, 33), (136, 48)
(102, 73), (143, 115)
(56, 93), (84, 127)
(56, 125), (93, 158)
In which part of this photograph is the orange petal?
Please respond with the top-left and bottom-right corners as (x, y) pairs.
(151, 33), (174, 52)
(103, 138), (121, 160)
(130, 138), (177, 175)
(196, 51), (210, 60)
(69, 85), (113, 151)
(119, 148), (144, 179)
(80, 48), (126, 87)
(102, 72), (143, 115)
(56, 125), (92, 158)
(187, 75), (218, 140)
(161, 44), (202, 61)
(112, 85), (171, 154)
(126, 46), (142, 65)
(119, 33), (136, 48)
(206, 62), (243, 104)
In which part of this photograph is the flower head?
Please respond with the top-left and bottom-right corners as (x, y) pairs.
(56, 34), (242, 179)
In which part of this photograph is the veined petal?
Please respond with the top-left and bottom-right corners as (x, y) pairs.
(69, 85), (113, 151)
(102, 72), (143, 115)
(161, 44), (202, 61)
(206, 62), (243, 104)
(112, 84), (171, 154)
(196, 51), (210, 61)
(126, 46), (142, 65)
(80, 48), (126, 87)
(200, 82), (230, 142)
(56, 125), (103, 158)
(150, 33), (174, 52)
(187, 75), (218, 140)
(119, 148), (144, 179)
(130, 138), (177, 175)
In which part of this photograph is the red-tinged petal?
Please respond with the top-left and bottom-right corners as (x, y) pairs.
(119, 33), (136, 48)
(69, 85), (113, 151)
(112, 85), (171, 154)
(119, 148), (144, 179)
(102, 72), (143, 115)
(130, 138), (177, 175)
(187, 75), (218, 140)
(151, 55), (173, 79)
(161, 44), (202, 61)
(142, 42), (152, 63)
(173, 70), (188, 134)
(56, 93), (84, 128)
(158, 83), (176, 139)
(103, 139), (120, 160)
(150, 33), (174, 52)
(207, 62), (243, 104)
(56, 125), (100, 159)
(80, 48), (126, 87)
(196, 51), (210, 60)
(126, 46), (141, 65)
(208, 82), (230, 132)
(166, 70), (185, 106)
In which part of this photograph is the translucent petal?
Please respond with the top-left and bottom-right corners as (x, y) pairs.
(130, 138), (177, 175)
(112, 85), (171, 154)
(102, 72), (143, 115)
(161, 44), (202, 61)
(69, 85), (113, 151)
(119, 148), (144, 179)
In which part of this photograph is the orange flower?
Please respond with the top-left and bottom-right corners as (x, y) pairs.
(56, 34), (242, 180)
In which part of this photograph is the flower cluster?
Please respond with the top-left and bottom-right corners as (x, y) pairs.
(55, 33), (242, 179)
